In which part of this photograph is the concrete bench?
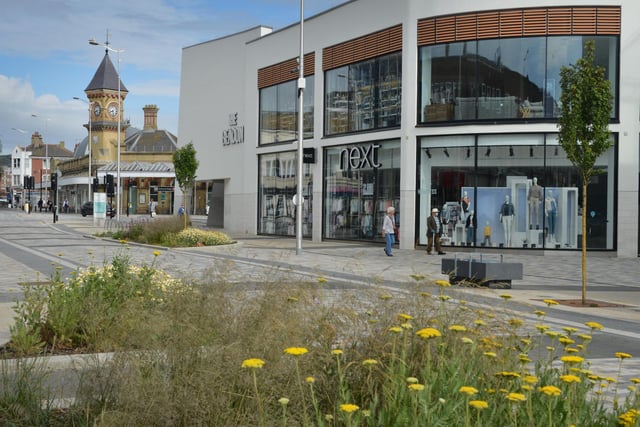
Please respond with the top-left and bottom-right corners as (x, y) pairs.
(441, 254), (523, 289)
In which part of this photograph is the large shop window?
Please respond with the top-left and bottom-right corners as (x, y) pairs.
(325, 52), (401, 136)
(259, 76), (314, 145)
(419, 36), (618, 123)
(324, 140), (400, 241)
(418, 134), (616, 250)
(258, 152), (313, 236)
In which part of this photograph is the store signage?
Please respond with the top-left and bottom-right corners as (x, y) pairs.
(303, 147), (316, 164)
(339, 144), (382, 170)
(222, 112), (245, 146)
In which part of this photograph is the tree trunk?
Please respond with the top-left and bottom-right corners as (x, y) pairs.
(581, 180), (588, 305)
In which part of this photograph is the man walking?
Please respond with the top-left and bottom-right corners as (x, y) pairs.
(427, 208), (446, 255)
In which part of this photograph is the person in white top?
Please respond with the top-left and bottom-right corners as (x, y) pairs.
(382, 206), (396, 256)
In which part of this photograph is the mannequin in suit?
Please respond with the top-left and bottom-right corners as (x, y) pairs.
(465, 209), (477, 246)
(499, 195), (515, 246)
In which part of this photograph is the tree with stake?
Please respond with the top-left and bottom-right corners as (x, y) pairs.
(558, 40), (613, 305)
(173, 142), (199, 230)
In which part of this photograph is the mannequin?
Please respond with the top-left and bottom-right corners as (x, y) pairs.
(499, 195), (515, 247)
(460, 191), (471, 220)
(528, 177), (543, 229)
(483, 221), (492, 246)
(544, 190), (557, 242)
(465, 209), (476, 246)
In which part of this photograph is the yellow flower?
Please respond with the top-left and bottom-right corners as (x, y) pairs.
(408, 383), (425, 392)
(284, 347), (308, 356)
(461, 337), (474, 345)
(560, 375), (581, 384)
(559, 337), (574, 345)
(362, 359), (378, 366)
(438, 295), (451, 301)
(534, 310), (546, 317)
(449, 324), (467, 332)
(459, 386), (479, 396)
(585, 321), (604, 330)
(545, 331), (560, 338)
(535, 324), (550, 332)
(389, 326), (403, 333)
(543, 299), (559, 306)
(615, 352), (632, 359)
(577, 334), (592, 341)
(539, 385), (562, 396)
(332, 349), (343, 356)
(416, 327), (442, 339)
(499, 293), (512, 300)
(435, 279), (450, 287)
(278, 397), (289, 405)
(469, 400), (489, 410)
(519, 354), (532, 363)
(496, 371), (520, 379)
(506, 392), (526, 402)
(152, 250), (161, 257)
(401, 322), (413, 330)
(379, 294), (393, 300)
(560, 355), (585, 364)
(483, 352), (497, 358)
(306, 376), (315, 383)
(523, 375), (538, 384)
(509, 318), (524, 327)
(562, 327), (578, 334)
(521, 385), (533, 391)
(241, 358), (265, 369)
(340, 403), (359, 413)
(398, 313), (413, 321)
(317, 277), (327, 283)
(410, 273), (427, 281)
(474, 319), (487, 326)
(630, 378), (640, 384)
(406, 377), (419, 384)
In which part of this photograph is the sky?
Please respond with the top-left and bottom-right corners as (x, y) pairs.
(0, 0), (349, 156)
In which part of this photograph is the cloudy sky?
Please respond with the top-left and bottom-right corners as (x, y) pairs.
(0, 0), (349, 155)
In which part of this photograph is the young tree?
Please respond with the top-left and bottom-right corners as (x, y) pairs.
(173, 142), (199, 229)
(558, 40), (613, 305)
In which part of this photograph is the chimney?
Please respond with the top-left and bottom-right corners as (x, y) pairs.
(143, 104), (159, 130)
(31, 132), (44, 147)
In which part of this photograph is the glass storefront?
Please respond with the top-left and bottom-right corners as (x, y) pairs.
(325, 52), (402, 135)
(419, 35), (618, 123)
(258, 152), (313, 236)
(324, 140), (400, 241)
(418, 134), (616, 250)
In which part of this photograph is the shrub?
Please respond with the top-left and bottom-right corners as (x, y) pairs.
(170, 228), (235, 247)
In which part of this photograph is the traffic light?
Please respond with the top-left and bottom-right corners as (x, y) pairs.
(106, 174), (114, 197)
(23, 176), (35, 190)
(92, 177), (99, 192)
(51, 173), (58, 192)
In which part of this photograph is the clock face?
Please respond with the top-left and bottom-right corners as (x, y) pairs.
(108, 104), (119, 118)
(93, 104), (101, 117)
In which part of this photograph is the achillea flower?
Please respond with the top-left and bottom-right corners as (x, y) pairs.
(500, 294), (512, 300)
(543, 299), (559, 306)
(362, 359), (378, 366)
(545, 331), (560, 338)
(521, 385), (533, 391)
(559, 336), (574, 345)
(331, 349), (343, 356)
(469, 400), (489, 410)
(406, 377), (419, 384)
(535, 324), (550, 332)
(483, 352), (497, 358)
(279, 397), (290, 405)
(562, 327), (578, 334)
(435, 279), (450, 287)
(577, 334), (592, 341)
(340, 403), (359, 413)
(449, 324), (467, 332)
(560, 375), (581, 383)
(506, 392), (526, 402)
(585, 321), (604, 330)
(284, 347), (308, 356)
(416, 327), (442, 339)
(379, 294), (393, 300)
(615, 352), (632, 359)
(461, 337), (474, 345)
(152, 250), (161, 257)
(459, 386), (479, 396)
(534, 310), (546, 317)
(630, 378), (640, 384)
(398, 313), (413, 321)
(241, 358), (265, 369)
(523, 375), (538, 384)
(474, 319), (487, 326)
(496, 371), (521, 379)
(438, 295), (451, 301)
(509, 318), (524, 327)
(389, 326), (403, 333)
(408, 383), (425, 392)
(539, 385), (562, 396)
(519, 354), (532, 363)
(317, 277), (328, 283)
(306, 376), (315, 383)
(560, 355), (585, 364)
(401, 322), (413, 330)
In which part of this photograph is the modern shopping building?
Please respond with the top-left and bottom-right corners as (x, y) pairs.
(179, 0), (639, 257)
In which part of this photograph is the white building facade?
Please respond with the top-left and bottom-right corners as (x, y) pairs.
(179, 0), (640, 257)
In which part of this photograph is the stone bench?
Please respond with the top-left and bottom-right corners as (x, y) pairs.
(441, 255), (523, 289)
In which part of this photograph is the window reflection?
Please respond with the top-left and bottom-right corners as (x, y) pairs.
(325, 52), (401, 135)
(419, 35), (618, 123)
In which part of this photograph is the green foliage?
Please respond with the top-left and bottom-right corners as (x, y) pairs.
(173, 142), (199, 222)
(558, 40), (613, 181)
(168, 228), (235, 247)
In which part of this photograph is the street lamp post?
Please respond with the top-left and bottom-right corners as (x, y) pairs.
(89, 38), (123, 222)
(73, 97), (93, 204)
(296, 0), (305, 255)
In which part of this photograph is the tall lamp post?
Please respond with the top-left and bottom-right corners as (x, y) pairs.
(89, 38), (123, 221)
(295, 0), (305, 255)
(73, 97), (94, 203)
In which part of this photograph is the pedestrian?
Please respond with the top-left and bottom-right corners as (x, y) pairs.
(63, 199), (69, 213)
(178, 205), (185, 216)
(427, 207), (446, 255)
(381, 206), (396, 257)
(38, 199), (43, 212)
(47, 199), (53, 212)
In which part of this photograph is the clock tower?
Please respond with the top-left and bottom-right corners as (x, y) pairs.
(83, 48), (129, 169)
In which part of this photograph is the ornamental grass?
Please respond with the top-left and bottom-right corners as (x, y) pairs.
(0, 256), (638, 426)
